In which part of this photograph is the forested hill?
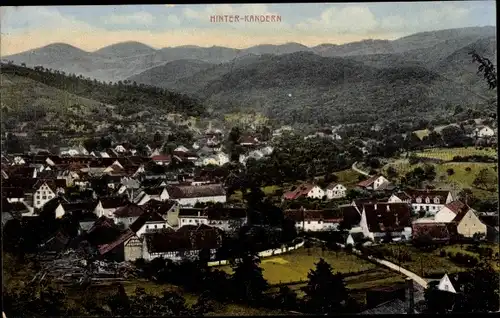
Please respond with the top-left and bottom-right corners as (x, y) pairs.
(0, 63), (205, 118)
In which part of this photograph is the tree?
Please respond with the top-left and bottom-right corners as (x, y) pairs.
(275, 286), (299, 311)
(473, 168), (497, 190)
(304, 258), (350, 314)
(4, 133), (25, 154)
(386, 166), (398, 180)
(470, 51), (497, 90)
(230, 253), (269, 303)
(424, 283), (456, 313)
(453, 263), (500, 312)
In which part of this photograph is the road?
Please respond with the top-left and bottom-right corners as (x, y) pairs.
(351, 161), (371, 177)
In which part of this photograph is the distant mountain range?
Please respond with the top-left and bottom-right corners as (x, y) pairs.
(2, 26), (497, 125)
(3, 26), (495, 83)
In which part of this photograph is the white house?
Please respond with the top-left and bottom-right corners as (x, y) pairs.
(94, 197), (129, 218)
(359, 203), (413, 241)
(434, 200), (467, 223)
(134, 188), (170, 205)
(437, 274), (457, 294)
(12, 156), (26, 165)
(282, 184), (325, 200)
(114, 144), (127, 153)
(475, 125), (495, 138)
(33, 182), (60, 209)
(389, 190), (454, 215)
(285, 209), (342, 232)
(453, 208), (487, 238)
(326, 183), (347, 199)
(113, 204), (146, 228)
(357, 175), (391, 191)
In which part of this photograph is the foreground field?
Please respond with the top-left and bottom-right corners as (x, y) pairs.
(221, 247), (389, 284)
(370, 243), (500, 278)
(412, 147), (497, 161)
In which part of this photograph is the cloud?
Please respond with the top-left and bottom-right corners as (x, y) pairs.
(167, 14), (181, 25)
(103, 12), (155, 25)
(1, 6), (93, 34)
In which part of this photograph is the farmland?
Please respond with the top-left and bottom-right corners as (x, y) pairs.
(412, 147), (497, 161)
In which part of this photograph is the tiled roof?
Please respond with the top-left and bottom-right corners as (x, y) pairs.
(443, 200), (467, 214)
(363, 203), (412, 232)
(282, 183), (316, 200)
(404, 189), (451, 204)
(98, 229), (135, 255)
(357, 175), (381, 187)
(144, 225), (223, 253)
(129, 211), (166, 233)
(113, 203), (146, 218)
(151, 155), (172, 162)
(339, 205), (362, 228)
(284, 209), (342, 222)
(99, 196), (129, 209)
(144, 187), (166, 196)
(166, 184), (226, 199)
(141, 199), (177, 215)
(412, 222), (457, 241)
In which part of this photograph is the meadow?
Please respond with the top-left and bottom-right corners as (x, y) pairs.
(369, 243), (500, 278)
(412, 147), (497, 161)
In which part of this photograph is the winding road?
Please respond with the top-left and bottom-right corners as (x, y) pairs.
(352, 161), (371, 177)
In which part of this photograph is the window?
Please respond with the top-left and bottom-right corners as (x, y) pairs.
(154, 225), (157, 229)
(189, 219), (192, 223)
(129, 218), (132, 223)
(434, 197), (440, 204)
(308, 221), (311, 224)
(42, 196), (47, 200)
(36, 195), (40, 199)
(444, 285), (449, 291)
(146, 225), (149, 229)
(425, 197), (430, 203)
(426, 206), (429, 211)
(36, 201), (40, 205)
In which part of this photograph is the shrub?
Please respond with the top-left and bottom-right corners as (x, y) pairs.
(446, 168), (455, 176)
(447, 251), (454, 258)
(439, 250), (446, 257)
(465, 167), (471, 172)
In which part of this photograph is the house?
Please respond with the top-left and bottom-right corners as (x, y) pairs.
(12, 156), (26, 165)
(357, 175), (391, 191)
(474, 125), (495, 138)
(452, 207), (487, 238)
(285, 208), (342, 232)
(282, 183), (325, 200)
(113, 203), (146, 228)
(389, 189), (455, 215)
(114, 144), (128, 153)
(94, 197), (130, 218)
(133, 187), (170, 205)
(151, 155), (171, 166)
(166, 184), (226, 206)
(411, 222), (457, 243)
(59, 147), (81, 157)
(33, 180), (65, 209)
(437, 274), (457, 294)
(138, 224), (224, 261)
(359, 203), (412, 241)
(238, 135), (259, 147)
(325, 183), (347, 199)
(129, 210), (173, 237)
(434, 200), (467, 223)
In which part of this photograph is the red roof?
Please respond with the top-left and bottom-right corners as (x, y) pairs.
(443, 200), (467, 214)
(412, 222), (457, 241)
(357, 175), (381, 188)
(113, 203), (146, 218)
(98, 229), (135, 255)
(363, 203), (412, 232)
(452, 208), (475, 224)
(282, 183), (316, 200)
(151, 155), (172, 162)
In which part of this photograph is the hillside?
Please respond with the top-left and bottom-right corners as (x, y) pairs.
(170, 52), (492, 125)
(5, 43), (91, 66)
(0, 63), (206, 133)
(127, 59), (213, 87)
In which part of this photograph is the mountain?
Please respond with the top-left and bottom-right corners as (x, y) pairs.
(242, 42), (312, 55)
(313, 39), (395, 56)
(4, 43), (91, 66)
(93, 41), (157, 58)
(127, 59), (214, 87)
(3, 27), (495, 83)
(169, 52), (492, 125)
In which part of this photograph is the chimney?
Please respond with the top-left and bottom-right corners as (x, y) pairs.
(386, 205), (390, 212)
(406, 278), (415, 314)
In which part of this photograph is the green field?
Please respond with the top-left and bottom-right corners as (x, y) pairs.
(335, 169), (363, 187)
(220, 247), (391, 285)
(370, 243), (500, 278)
(412, 147), (497, 161)
(383, 160), (498, 200)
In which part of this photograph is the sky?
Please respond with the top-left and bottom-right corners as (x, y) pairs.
(0, 2), (496, 56)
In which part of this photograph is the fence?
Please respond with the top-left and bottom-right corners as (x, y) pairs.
(207, 238), (305, 267)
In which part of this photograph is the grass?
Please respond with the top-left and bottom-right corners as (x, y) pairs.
(335, 169), (363, 187)
(370, 243), (500, 278)
(412, 147), (497, 161)
(220, 247), (379, 284)
(383, 159), (498, 200)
